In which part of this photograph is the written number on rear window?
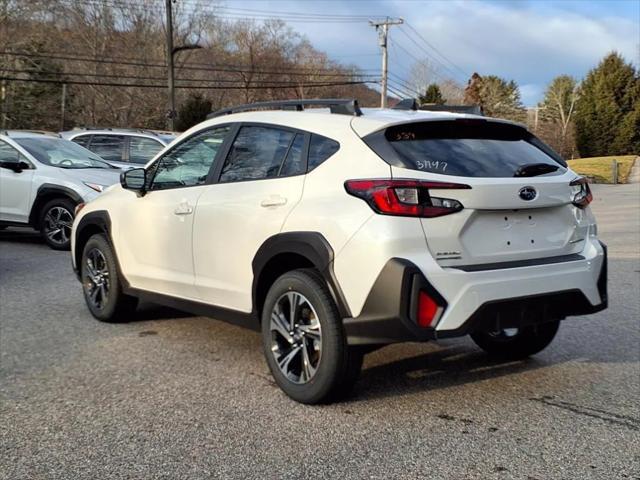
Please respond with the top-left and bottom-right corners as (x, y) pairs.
(416, 160), (448, 172)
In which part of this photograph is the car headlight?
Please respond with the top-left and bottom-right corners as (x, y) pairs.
(84, 182), (105, 193)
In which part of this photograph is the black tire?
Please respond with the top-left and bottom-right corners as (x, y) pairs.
(470, 320), (560, 360)
(39, 198), (76, 250)
(81, 233), (138, 322)
(261, 269), (362, 404)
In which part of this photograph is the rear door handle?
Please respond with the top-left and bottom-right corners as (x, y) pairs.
(174, 203), (194, 215)
(260, 195), (287, 207)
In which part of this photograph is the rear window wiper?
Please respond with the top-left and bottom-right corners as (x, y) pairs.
(514, 163), (560, 177)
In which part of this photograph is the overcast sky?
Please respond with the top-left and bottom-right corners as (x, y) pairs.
(223, 0), (640, 106)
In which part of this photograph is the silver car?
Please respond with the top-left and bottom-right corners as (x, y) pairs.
(60, 128), (176, 169)
(0, 131), (121, 250)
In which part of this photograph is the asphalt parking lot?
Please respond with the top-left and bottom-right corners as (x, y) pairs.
(1, 184), (639, 480)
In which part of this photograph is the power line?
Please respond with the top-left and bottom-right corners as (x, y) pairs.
(396, 26), (465, 83)
(0, 76), (373, 90)
(70, 0), (373, 23)
(403, 22), (469, 79)
(1, 67), (381, 87)
(0, 50), (379, 78)
(388, 72), (421, 97)
(388, 38), (448, 84)
(387, 77), (417, 98)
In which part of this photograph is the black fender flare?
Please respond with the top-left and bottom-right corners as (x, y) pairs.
(72, 210), (113, 279)
(251, 232), (352, 318)
(29, 184), (83, 226)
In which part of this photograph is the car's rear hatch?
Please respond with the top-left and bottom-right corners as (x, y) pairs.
(358, 118), (588, 268)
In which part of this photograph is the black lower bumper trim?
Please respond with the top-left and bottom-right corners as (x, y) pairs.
(343, 250), (608, 345)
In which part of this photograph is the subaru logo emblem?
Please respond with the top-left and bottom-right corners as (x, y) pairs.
(519, 186), (537, 201)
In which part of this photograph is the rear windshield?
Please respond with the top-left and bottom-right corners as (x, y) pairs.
(364, 120), (566, 178)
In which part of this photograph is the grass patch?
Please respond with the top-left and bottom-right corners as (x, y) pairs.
(567, 155), (637, 183)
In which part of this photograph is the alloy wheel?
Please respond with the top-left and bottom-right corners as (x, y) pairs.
(43, 206), (73, 246)
(270, 291), (322, 384)
(83, 248), (110, 310)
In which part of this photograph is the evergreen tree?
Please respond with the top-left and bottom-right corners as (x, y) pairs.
(175, 94), (212, 132)
(574, 52), (639, 157)
(419, 83), (446, 105)
(480, 75), (525, 120)
(463, 73), (525, 121)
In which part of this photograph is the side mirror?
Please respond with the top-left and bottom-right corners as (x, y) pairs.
(0, 160), (30, 173)
(120, 168), (146, 195)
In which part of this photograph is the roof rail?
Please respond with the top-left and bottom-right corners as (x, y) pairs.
(2, 130), (60, 137)
(72, 127), (161, 136)
(207, 98), (362, 119)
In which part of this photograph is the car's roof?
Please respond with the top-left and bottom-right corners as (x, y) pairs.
(199, 108), (520, 138)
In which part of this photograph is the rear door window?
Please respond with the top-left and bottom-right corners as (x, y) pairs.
(71, 135), (91, 148)
(219, 126), (296, 183)
(365, 121), (566, 178)
(279, 133), (305, 177)
(88, 135), (125, 163)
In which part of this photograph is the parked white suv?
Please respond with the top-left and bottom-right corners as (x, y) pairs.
(71, 99), (607, 404)
(0, 131), (121, 249)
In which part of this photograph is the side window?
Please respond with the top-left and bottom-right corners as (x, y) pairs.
(279, 133), (305, 177)
(219, 126), (295, 183)
(89, 135), (125, 162)
(129, 137), (163, 164)
(150, 126), (229, 191)
(308, 134), (339, 171)
(72, 135), (91, 148)
(0, 141), (24, 163)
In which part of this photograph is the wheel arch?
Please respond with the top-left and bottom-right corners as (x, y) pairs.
(251, 232), (352, 321)
(73, 210), (112, 279)
(29, 184), (83, 228)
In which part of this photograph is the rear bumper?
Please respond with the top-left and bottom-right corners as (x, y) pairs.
(343, 240), (607, 345)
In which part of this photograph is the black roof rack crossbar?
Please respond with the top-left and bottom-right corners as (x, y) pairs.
(207, 98), (362, 119)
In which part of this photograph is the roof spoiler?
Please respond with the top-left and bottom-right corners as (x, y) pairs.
(392, 98), (484, 116)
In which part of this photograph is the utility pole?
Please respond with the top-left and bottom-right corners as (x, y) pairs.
(370, 17), (403, 108)
(165, 0), (176, 131)
(1, 80), (7, 130)
(165, 0), (201, 131)
(60, 84), (67, 131)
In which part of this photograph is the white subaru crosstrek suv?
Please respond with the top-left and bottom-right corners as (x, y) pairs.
(71, 99), (607, 404)
(0, 131), (121, 250)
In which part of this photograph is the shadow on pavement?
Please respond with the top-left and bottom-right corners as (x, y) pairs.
(0, 227), (45, 245)
(352, 343), (544, 402)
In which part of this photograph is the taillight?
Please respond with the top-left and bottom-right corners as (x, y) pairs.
(417, 290), (443, 328)
(570, 177), (592, 209)
(344, 179), (470, 218)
